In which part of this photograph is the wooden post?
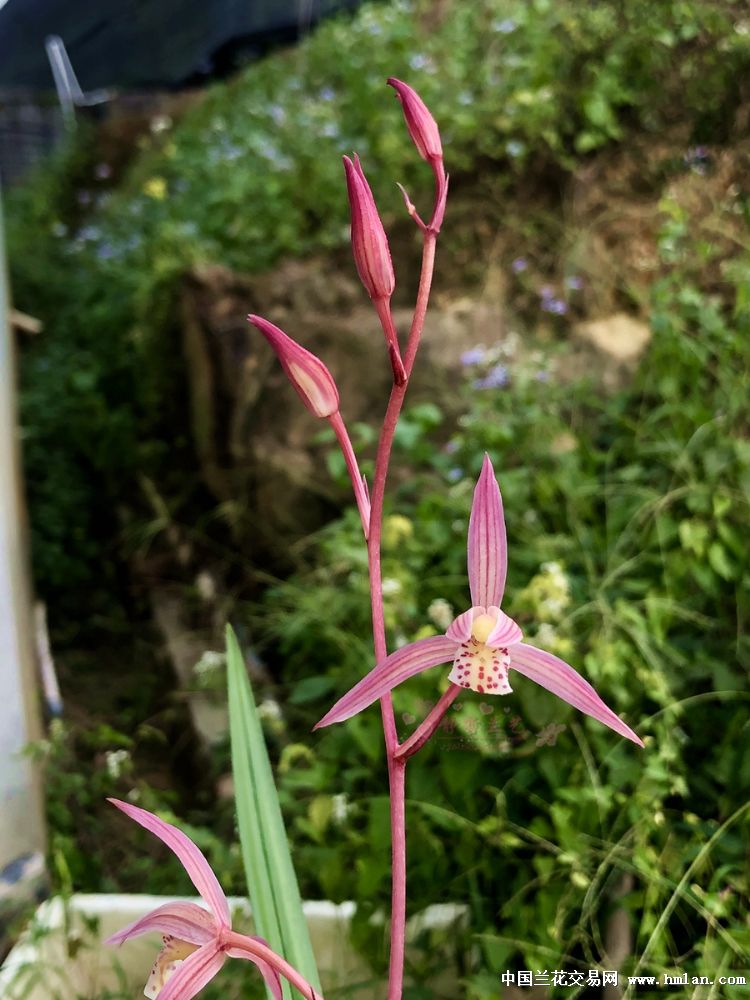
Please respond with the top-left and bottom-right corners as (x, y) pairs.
(0, 187), (46, 911)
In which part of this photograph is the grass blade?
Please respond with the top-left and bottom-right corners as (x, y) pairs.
(226, 625), (321, 999)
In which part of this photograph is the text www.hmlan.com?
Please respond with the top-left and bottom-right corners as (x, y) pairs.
(628, 975), (747, 987)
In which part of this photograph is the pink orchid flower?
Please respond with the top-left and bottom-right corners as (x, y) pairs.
(106, 799), (283, 1000)
(317, 456), (643, 747)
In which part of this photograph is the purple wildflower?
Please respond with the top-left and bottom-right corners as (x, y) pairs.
(96, 242), (117, 261)
(542, 298), (568, 315)
(684, 146), (710, 175)
(474, 364), (509, 390)
(77, 224), (101, 242)
(565, 275), (583, 291)
(461, 347), (486, 366)
(511, 257), (528, 274)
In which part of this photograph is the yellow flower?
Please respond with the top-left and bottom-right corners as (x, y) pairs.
(143, 177), (167, 199)
(382, 514), (413, 548)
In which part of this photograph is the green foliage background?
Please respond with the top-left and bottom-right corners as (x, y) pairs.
(7, 0), (750, 996)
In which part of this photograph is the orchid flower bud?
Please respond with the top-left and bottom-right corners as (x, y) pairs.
(343, 154), (395, 302)
(387, 77), (443, 164)
(248, 315), (339, 418)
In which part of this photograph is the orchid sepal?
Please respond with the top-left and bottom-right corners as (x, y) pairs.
(468, 454), (507, 608)
(107, 799), (230, 927)
(315, 635), (457, 728)
(509, 643), (644, 747)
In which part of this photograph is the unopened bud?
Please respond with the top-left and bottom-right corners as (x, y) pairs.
(343, 154), (395, 302)
(248, 315), (339, 418)
(387, 78), (443, 163)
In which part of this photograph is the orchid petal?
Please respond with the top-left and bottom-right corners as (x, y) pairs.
(467, 455), (507, 608)
(108, 800), (231, 928)
(485, 608), (523, 648)
(509, 644), (644, 747)
(153, 943), (225, 1000)
(315, 635), (458, 728)
(106, 901), (216, 948)
(226, 937), (284, 1000)
(445, 606), (484, 642)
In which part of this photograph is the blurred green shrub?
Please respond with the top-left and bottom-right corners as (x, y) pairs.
(255, 213), (750, 989)
(7, 1), (750, 990)
(7, 0), (750, 607)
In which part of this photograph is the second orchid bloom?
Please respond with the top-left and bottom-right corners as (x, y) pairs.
(317, 455), (643, 748)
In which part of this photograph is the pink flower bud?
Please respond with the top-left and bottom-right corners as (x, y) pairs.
(343, 154), (395, 302)
(248, 315), (339, 418)
(387, 78), (443, 163)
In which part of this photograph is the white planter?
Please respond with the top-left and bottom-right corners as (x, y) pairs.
(0, 894), (466, 999)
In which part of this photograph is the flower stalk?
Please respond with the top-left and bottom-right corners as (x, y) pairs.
(111, 76), (643, 1000)
(365, 221), (440, 1000)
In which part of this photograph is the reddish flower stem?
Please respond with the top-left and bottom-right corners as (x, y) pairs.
(225, 930), (324, 999)
(375, 298), (407, 384)
(394, 683), (460, 761)
(328, 410), (371, 538)
(367, 230), (437, 1000)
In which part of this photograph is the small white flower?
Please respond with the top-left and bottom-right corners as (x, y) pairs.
(193, 650), (225, 678)
(428, 598), (454, 631)
(195, 571), (216, 601)
(332, 794), (350, 824)
(105, 749), (131, 780)
(149, 114), (172, 133)
(540, 597), (566, 618)
(535, 623), (558, 648)
(257, 699), (282, 723)
(382, 578), (402, 597)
